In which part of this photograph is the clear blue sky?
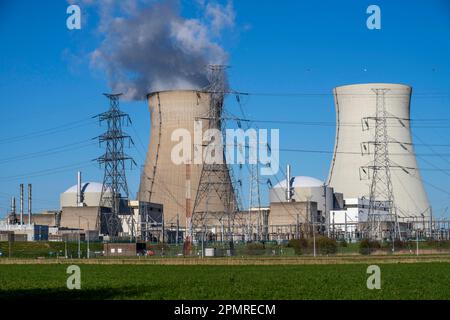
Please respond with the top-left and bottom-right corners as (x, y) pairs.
(1, 0), (450, 218)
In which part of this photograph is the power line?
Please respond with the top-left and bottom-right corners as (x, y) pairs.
(226, 90), (450, 98)
(0, 117), (96, 145)
(0, 161), (93, 181)
(226, 117), (450, 129)
(0, 139), (96, 165)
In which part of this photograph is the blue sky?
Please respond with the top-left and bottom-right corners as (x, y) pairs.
(0, 0), (450, 218)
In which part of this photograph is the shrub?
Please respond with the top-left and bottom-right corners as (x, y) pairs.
(359, 238), (381, 255)
(288, 238), (308, 255)
(393, 239), (405, 249)
(316, 236), (338, 255)
(340, 239), (348, 247)
(244, 242), (266, 255)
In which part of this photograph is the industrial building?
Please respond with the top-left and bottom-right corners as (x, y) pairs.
(266, 175), (344, 240)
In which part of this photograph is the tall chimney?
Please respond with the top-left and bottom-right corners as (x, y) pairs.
(77, 171), (83, 207)
(20, 184), (24, 225)
(28, 183), (32, 225)
(11, 197), (16, 214)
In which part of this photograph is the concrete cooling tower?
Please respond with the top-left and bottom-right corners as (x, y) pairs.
(138, 90), (235, 228)
(327, 83), (431, 218)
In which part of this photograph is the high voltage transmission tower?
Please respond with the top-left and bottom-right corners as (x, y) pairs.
(191, 65), (239, 245)
(364, 88), (401, 240)
(95, 93), (136, 238)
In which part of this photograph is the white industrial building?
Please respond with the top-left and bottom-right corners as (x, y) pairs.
(267, 174), (344, 239)
(330, 198), (391, 241)
(270, 176), (335, 216)
(0, 222), (48, 241)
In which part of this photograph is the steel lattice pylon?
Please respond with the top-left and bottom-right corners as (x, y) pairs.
(191, 65), (239, 244)
(96, 93), (136, 238)
(366, 88), (401, 240)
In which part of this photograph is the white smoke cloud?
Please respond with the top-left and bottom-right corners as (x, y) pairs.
(84, 0), (235, 100)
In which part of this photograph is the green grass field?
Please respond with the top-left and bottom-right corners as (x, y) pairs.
(1, 263), (449, 300)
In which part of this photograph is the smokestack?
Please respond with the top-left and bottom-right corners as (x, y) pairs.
(11, 197), (16, 214)
(286, 164), (292, 202)
(28, 183), (32, 225)
(77, 171), (83, 207)
(20, 184), (24, 226)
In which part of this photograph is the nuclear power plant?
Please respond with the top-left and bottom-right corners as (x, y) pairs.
(1, 80), (450, 246)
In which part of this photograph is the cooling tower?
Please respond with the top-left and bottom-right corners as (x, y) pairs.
(138, 90), (234, 228)
(327, 83), (431, 218)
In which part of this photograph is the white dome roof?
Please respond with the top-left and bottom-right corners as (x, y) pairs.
(64, 182), (107, 194)
(273, 176), (324, 189)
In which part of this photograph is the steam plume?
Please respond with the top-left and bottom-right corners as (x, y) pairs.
(86, 0), (235, 100)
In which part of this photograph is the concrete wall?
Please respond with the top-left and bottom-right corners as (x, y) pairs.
(60, 206), (101, 231)
(17, 212), (59, 227)
(269, 202), (318, 226)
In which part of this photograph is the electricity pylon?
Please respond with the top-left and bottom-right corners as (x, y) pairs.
(366, 88), (401, 240)
(95, 93), (136, 238)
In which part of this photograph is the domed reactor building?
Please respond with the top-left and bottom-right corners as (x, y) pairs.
(327, 83), (431, 225)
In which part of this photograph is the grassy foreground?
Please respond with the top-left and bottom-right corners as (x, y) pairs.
(0, 263), (449, 300)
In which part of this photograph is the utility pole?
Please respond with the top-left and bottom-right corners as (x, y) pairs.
(176, 213), (179, 245)
(429, 207), (433, 239)
(201, 225), (205, 259)
(416, 229), (419, 256)
(324, 183), (330, 238)
(65, 238), (68, 259)
(87, 220), (90, 259)
(8, 236), (12, 258)
(20, 184), (24, 226)
(28, 184), (32, 225)
(78, 217), (81, 259)
(308, 198), (316, 257)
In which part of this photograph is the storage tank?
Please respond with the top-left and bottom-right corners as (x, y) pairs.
(327, 83), (430, 218)
(138, 90), (235, 227)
